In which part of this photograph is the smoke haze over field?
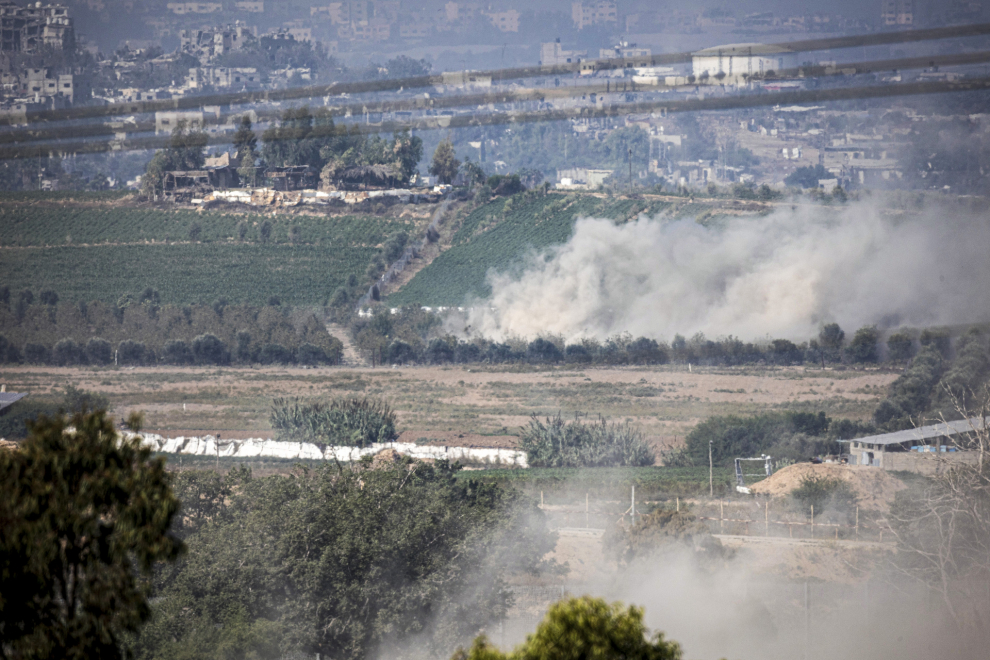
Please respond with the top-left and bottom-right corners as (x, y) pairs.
(464, 201), (990, 343)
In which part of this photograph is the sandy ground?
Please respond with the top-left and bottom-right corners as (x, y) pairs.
(0, 363), (897, 450)
(749, 463), (906, 511)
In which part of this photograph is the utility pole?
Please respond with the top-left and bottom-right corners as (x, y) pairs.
(709, 440), (714, 497)
(628, 146), (633, 190)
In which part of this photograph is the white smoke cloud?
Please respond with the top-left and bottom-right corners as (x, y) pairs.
(465, 200), (990, 342)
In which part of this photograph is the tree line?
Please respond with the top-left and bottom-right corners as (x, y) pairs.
(0, 286), (342, 366)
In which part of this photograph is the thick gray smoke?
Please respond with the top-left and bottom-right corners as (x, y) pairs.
(465, 201), (990, 342)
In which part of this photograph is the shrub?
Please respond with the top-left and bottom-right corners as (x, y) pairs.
(258, 343), (292, 364)
(520, 414), (655, 468)
(192, 333), (230, 365)
(117, 340), (146, 365)
(62, 385), (110, 413)
(564, 343), (592, 363)
(680, 411), (839, 467)
(454, 342), (481, 364)
(24, 343), (50, 364)
(269, 396), (397, 447)
(424, 338), (454, 364)
(52, 338), (84, 366)
(526, 337), (562, 363)
(886, 332), (914, 361)
(627, 337), (668, 365)
(162, 340), (193, 365)
(791, 474), (857, 517)
(86, 338), (113, 365)
(846, 325), (879, 363)
(296, 343), (326, 365)
(387, 340), (417, 364)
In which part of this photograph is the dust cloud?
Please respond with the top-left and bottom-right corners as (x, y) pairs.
(465, 201), (990, 342)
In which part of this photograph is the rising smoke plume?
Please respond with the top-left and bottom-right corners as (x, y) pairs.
(464, 200), (990, 343)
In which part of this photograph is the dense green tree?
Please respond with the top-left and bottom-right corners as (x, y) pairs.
(846, 325), (880, 363)
(0, 410), (183, 660)
(233, 115), (259, 186)
(887, 332), (915, 362)
(784, 164), (829, 189)
(818, 323), (845, 363)
(430, 139), (461, 184)
(137, 461), (555, 660)
(142, 121), (208, 197)
(453, 596), (681, 660)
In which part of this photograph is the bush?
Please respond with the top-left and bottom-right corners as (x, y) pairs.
(626, 337), (668, 365)
(424, 338), (454, 364)
(791, 474), (857, 517)
(269, 396), (398, 447)
(162, 340), (193, 365)
(872, 346), (945, 429)
(62, 385), (110, 413)
(680, 411), (839, 467)
(846, 325), (879, 363)
(886, 332), (914, 361)
(526, 337), (562, 363)
(296, 343), (326, 365)
(258, 343), (292, 364)
(117, 340), (146, 365)
(520, 414), (655, 468)
(52, 338), (84, 366)
(564, 343), (592, 363)
(86, 338), (113, 365)
(24, 343), (50, 364)
(386, 340), (417, 365)
(454, 342), (481, 364)
(192, 333), (230, 365)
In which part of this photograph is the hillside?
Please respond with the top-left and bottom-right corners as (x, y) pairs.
(0, 193), (433, 306)
(386, 192), (740, 307)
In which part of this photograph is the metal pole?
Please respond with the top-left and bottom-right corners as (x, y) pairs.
(709, 440), (714, 497)
(631, 485), (635, 524)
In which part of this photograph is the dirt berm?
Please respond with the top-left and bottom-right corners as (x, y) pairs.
(749, 463), (906, 511)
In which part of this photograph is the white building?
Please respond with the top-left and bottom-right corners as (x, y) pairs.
(540, 41), (586, 66)
(691, 43), (796, 84)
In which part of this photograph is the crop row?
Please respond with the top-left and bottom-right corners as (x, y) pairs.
(0, 204), (417, 247)
(388, 194), (677, 306)
(0, 243), (377, 305)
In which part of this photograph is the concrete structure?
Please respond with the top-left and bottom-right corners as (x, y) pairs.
(845, 417), (987, 469)
(483, 8), (519, 32)
(135, 433), (529, 467)
(599, 42), (650, 61)
(540, 41), (586, 66)
(572, 0), (617, 29)
(692, 43), (796, 83)
(186, 66), (260, 89)
(881, 0), (913, 25)
(234, 0), (264, 11)
(155, 110), (204, 134)
(166, 2), (222, 14)
(0, 1), (73, 53)
(556, 167), (612, 189)
(180, 24), (254, 63)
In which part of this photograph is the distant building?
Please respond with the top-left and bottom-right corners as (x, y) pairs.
(311, 1), (368, 24)
(155, 110), (204, 135)
(234, 1), (264, 11)
(339, 17), (390, 41)
(166, 2), (222, 14)
(881, 0), (913, 25)
(483, 8), (519, 32)
(691, 43), (796, 83)
(0, 1), (74, 53)
(186, 67), (260, 90)
(599, 42), (650, 60)
(540, 40), (587, 66)
(180, 24), (255, 63)
(572, 0), (617, 29)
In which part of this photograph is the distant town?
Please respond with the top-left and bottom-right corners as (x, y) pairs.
(0, 0), (987, 194)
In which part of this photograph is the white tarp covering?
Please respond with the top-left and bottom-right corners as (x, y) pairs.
(134, 433), (528, 467)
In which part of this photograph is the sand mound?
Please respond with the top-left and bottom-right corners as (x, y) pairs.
(749, 463), (906, 511)
(371, 448), (403, 469)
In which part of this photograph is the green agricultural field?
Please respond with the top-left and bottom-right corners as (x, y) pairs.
(0, 202), (414, 247)
(0, 195), (430, 305)
(0, 243), (375, 305)
(387, 193), (688, 306)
